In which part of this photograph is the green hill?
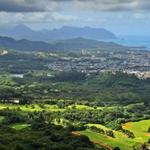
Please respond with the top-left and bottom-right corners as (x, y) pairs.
(0, 36), (126, 52)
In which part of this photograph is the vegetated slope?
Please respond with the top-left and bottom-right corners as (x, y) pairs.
(0, 24), (117, 41)
(0, 68), (150, 105)
(122, 119), (150, 142)
(0, 36), (53, 51)
(53, 71), (150, 104)
(80, 119), (150, 150)
(50, 37), (125, 51)
(0, 110), (98, 150)
(0, 36), (125, 52)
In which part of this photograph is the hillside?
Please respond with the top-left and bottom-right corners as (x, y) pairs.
(0, 25), (117, 41)
(0, 36), (53, 51)
(51, 37), (125, 51)
(0, 36), (125, 52)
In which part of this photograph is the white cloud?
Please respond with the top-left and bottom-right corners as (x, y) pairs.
(0, 12), (77, 25)
(51, 13), (77, 22)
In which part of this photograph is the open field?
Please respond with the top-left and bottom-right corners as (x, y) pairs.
(80, 120), (150, 150)
(81, 130), (134, 150)
(0, 104), (65, 112)
(80, 126), (138, 150)
(11, 123), (30, 130)
(123, 120), (150, 143)
(0, 103), (112, 112)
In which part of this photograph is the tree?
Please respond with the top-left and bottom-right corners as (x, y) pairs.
(113, 147), (121, 150)
(121, 129), (135, 138)
(105, 130), (114, 138)
(89, 126), (105, 134)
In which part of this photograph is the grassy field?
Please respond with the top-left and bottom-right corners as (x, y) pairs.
(0, 104), (65, 112)
(122, 120), (150, 143)
(80, 130), (135, 150)
(11, 123), (30, 130)
(80, 121), (150, 150)
(68, 104), (94, 110)
(0, 103), (107, 112)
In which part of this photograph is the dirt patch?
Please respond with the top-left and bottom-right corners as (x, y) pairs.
(144, 133), (150, 136)
(71, 131), (80, 136)
(123, 122), (132, 129)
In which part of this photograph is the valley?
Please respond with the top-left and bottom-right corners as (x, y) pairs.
(0, 39), (150, 150)
(1, 0), (150, 149)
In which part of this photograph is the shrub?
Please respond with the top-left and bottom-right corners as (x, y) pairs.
(121, 129), (135, 138)
(105, 130), (114, 138)
(89, 126), (105, 134)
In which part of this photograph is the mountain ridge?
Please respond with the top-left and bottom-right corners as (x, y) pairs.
(0, 36), (124, 52)
(0, 25), (117, 41)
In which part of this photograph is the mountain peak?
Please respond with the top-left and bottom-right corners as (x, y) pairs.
(49, 26), (116, 40)
(0, 25), (116, 41)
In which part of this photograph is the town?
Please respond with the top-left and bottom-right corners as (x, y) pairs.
(47, 49), (150, 78)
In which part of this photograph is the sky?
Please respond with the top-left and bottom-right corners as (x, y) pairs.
(0, 0), (150, 36)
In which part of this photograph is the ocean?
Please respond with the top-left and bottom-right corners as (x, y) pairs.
(112, 36), (150, 50)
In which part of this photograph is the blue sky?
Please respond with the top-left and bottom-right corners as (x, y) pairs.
(0, 0), (150, 36)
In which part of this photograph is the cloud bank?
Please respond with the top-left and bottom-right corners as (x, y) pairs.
(0, 0), (150, 12)
(0, 0), (59, 12)
(75, 0), (150, 11)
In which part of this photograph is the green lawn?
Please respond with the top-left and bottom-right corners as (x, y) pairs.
(68, 104), (94, 110)
(80, 123), (143, 150)
(0, 103), (112, 112)
(80, 130), (135, 150)
(11, 123), (30, 130)
(0, 104), (65, 112)
(122, 119), (150, 143)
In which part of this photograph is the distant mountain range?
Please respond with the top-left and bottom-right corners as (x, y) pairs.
(0, 36), (125, 52)
(0, 25), (116, 41)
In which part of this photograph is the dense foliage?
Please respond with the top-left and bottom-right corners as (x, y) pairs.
(0, 69), (150, 105)
(0, 109), (99, 150)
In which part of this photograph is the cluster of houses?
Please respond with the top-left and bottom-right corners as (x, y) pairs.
(47, 49), (150, 76)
